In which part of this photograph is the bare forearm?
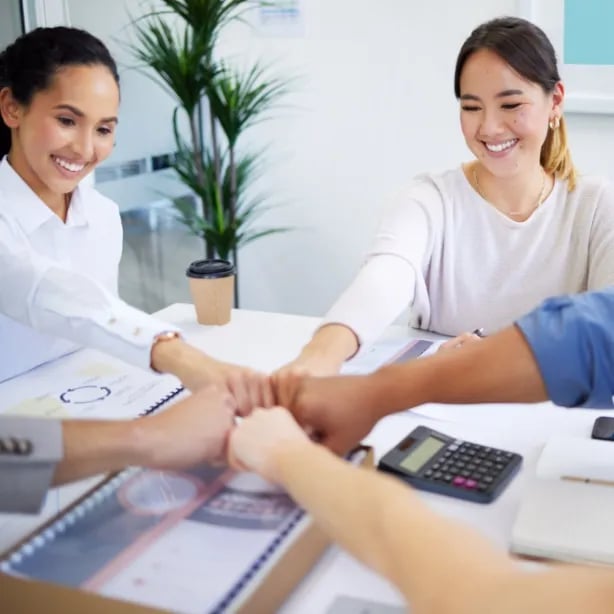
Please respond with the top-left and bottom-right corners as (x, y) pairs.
(53, 419), (145, 485)
(366, 325), (547, 420)
(276, 442), (416, 577)
(275, 442), (513, 613)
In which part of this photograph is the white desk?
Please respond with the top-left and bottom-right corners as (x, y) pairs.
(1, 305), (611, 613)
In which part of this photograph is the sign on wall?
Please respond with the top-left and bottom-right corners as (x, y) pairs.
(257, 0), (305, 37)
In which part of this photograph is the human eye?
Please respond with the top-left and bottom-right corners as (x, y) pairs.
(461, 105), (481, 112)
(502, 102), (522, 110)
(57, 116), (75, 127)
(97, 125), (114, 136)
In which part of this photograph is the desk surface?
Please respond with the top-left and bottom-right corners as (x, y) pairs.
(1, 306), (611, 613)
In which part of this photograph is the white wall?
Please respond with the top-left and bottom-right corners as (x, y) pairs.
(66, 0), (614, 316)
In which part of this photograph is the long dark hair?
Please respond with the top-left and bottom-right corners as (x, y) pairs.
(0, 26), (119, 158)
(454, 16), (576, 190)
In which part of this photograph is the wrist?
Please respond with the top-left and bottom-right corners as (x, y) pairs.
(151, 337), (220, 390)
(150, 331), (183, 372)
(298, 344), (344, 370)
(272, 436), (315, 484)
(303, 324), (359, 364)
(150, 334), (186, 373)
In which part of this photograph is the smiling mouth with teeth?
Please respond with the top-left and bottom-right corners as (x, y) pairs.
(52, 155), (86, 173)
(484, 139), (518, 153)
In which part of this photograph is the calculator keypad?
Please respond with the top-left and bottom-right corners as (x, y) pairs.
(421, 442), (517, 493)
(378, 426), (522, 504)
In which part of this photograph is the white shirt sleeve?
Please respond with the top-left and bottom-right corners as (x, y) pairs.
(0, 214), (177, 371)
(323, 190), (431, 345)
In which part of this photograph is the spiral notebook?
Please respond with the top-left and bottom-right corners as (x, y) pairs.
(0, 449), (370, 614)
(0, 346), (185, 421)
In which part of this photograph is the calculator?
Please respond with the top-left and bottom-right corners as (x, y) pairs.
(378, 426), (522, 503)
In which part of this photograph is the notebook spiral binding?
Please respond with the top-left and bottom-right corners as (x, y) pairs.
(138, 384), (185, 417)
(0, 467), (138, 575)
(210, 509), (306, 614)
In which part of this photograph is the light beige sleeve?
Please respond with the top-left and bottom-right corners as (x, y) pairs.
(587, 180), (614, 290)
(323, 185), (434, 344)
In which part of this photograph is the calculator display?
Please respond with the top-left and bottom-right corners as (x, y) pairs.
(399, 436), (445, 473)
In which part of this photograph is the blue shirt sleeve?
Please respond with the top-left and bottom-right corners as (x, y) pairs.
(516, 288), (614, 409)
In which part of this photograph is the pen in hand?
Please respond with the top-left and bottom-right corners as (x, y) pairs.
(472, 328), (486, 338)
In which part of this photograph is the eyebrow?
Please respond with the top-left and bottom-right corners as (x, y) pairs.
(460, 89), (525, 101)
(53, 103), (118, 124)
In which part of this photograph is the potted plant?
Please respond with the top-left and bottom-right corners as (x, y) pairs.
(129, 0), (291, 304)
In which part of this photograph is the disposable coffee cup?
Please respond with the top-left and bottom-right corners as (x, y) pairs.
(186, 259), (235, 325)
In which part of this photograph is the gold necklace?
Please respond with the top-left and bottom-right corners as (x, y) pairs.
(473, 167), (547, 218)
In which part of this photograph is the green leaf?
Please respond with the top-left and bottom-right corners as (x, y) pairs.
(208, 61), (291, 147)
(240, 226), (294, 246)
(128, 15), (213, 117)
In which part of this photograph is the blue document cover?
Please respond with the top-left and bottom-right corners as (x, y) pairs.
(1, 464), (306, 613)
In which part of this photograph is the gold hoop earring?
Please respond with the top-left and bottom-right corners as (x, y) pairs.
(549, 117), (560, 130)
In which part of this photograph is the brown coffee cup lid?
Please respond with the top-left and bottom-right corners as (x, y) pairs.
(186, 259), (235, 279)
